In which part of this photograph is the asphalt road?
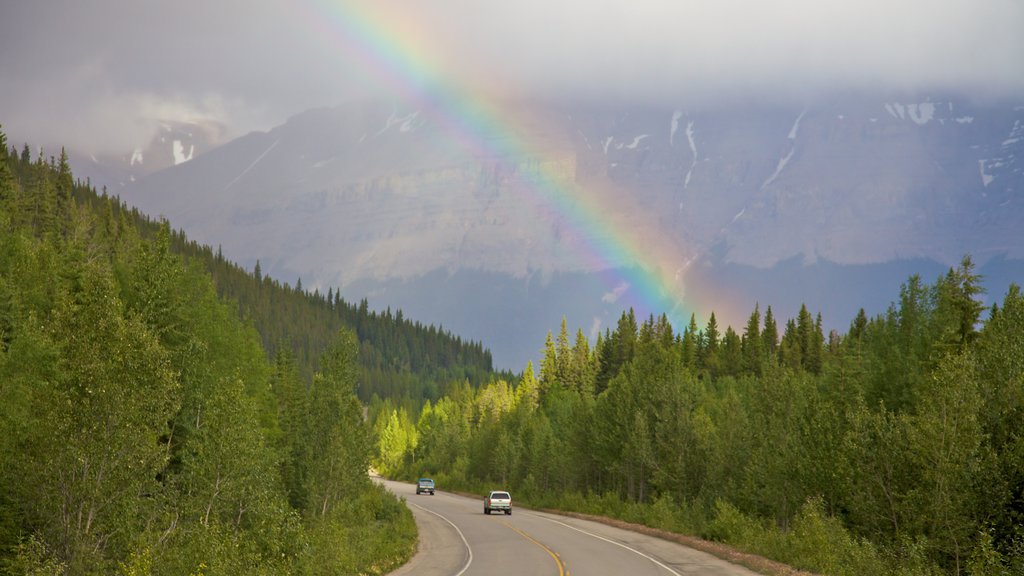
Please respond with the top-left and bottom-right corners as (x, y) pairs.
(380, 479), (764, 576)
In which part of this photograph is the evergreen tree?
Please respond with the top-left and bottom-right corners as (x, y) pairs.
(538, 330), (557, 397)
(932, 255), (986, 353)
(701, 312), (721, 376)
(0, 127), (14, 208)
(742, 304), (764, 375)
(571, 328), (596, 397)
(762, 305), (779, 362)
(681, 313), (699, 369)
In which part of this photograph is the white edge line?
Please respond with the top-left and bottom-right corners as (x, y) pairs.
(411, 502), (474, 576)
(530, 513), (683, 576)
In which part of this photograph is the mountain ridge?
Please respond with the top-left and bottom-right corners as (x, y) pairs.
(116, 94), (1024, 369)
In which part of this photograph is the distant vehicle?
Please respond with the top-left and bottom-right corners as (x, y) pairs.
(484, 490), (512, 515)
(416, 478), (435, 495)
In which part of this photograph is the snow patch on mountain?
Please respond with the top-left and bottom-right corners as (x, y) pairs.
(130, 148), (143, 166)
(578, 129), (592, 150)
(223, 139), (279, 191)
(885, 103), (906, 120)
(172, 140), (194, 165)
(1005, 120), (1023, 146)
(624, 135), (648, 149)
(400, 111), (420, 132)
(908, 102), (936, 125)
(670, 110), (683, 146)
(788, 109), (807, 139)
(377, 109), (421, 136)
(884, 101), (938, 125)
(979, 159), (994, 187)
(684, 120), (696, 188)
(762, 148), (795, 189)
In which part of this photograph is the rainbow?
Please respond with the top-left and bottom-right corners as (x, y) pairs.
(304, 0), (740, 336)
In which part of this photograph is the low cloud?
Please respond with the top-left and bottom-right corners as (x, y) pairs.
(602, 281), (631, 304)
(2, 0), (1022, 154)
(589, 317), (603, 341)
(1, 64), (267, 156)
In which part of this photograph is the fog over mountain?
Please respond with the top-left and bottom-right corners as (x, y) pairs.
(119, 95), (1024, 369)
(2, 1), (1022, 157)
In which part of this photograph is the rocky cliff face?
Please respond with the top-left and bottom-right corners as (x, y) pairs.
(119, 96), (1024, 369)
(128, 96), (1022, 277)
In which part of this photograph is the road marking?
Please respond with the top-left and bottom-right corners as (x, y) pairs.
(504, 521), (567, 576)
(530, 513), (682, 576)
(411, 503), (474, 576)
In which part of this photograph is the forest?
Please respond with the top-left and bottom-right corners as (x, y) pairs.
(128, 206), (497, 405)
(4, 122), (1024, 576)
(373, 264), (1024, 574)
(0, 129), (447, 574)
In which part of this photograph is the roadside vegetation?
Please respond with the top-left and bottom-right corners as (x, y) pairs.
(373, 260), (1024, 575)
(0, 130), (421, 574)
(4, 125), (1022, 576)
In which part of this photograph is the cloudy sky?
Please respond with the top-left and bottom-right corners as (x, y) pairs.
(2, 0), (1022, 156)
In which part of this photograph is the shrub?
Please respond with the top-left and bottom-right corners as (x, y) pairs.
(703, 499), (761, 544)
(645, 493), (682, 533)
(785, 497), (886, 576)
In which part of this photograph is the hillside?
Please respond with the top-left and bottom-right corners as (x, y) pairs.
(0, 130), (420, 573)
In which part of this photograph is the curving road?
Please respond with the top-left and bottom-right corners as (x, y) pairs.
(380, 479), (763, 576)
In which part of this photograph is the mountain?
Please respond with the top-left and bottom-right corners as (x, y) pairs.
(69, 120), (224, 192)
(120, 95), (1024, 370)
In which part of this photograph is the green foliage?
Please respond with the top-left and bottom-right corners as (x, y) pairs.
(381, 256), (1019, 575)
(0, 132), (416, 575)
(292, 483), (416, 576)
(966, 528), (1020, 576)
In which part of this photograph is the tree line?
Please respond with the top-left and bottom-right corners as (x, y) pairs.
(0, 129), (418, 574)
(18, 137), (497, 405)
(374, 258), (1024, 575)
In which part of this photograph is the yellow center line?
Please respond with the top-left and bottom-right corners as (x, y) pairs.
(504, 521), (567, 576)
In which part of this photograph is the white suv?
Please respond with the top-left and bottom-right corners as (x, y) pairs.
(484, 491), (512, 515)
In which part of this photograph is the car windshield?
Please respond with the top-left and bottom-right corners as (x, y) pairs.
(490, 492), (510, 499)
(419, 479), (433, 485)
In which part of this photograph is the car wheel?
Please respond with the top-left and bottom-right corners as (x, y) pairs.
(484, 508), (490, 514)
(506, 509), (512, 515)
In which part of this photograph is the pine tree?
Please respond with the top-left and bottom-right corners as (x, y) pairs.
(742, 304), (764, 375)
(721, 326), (743, 376)
(572, 328), (595, 397)
(555, 316), (572, 390)
(681, 313), (699, 368)
(701, 312), (720, 376)
(779, 318), (802, 370)
(55, 148), (73, 219)
(539, 330), (557, 398)
(515, 361), (540, 410)
(932, 255), (985, 353)
(0, 127), (14, 208)
(762, 305), (779, 362)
